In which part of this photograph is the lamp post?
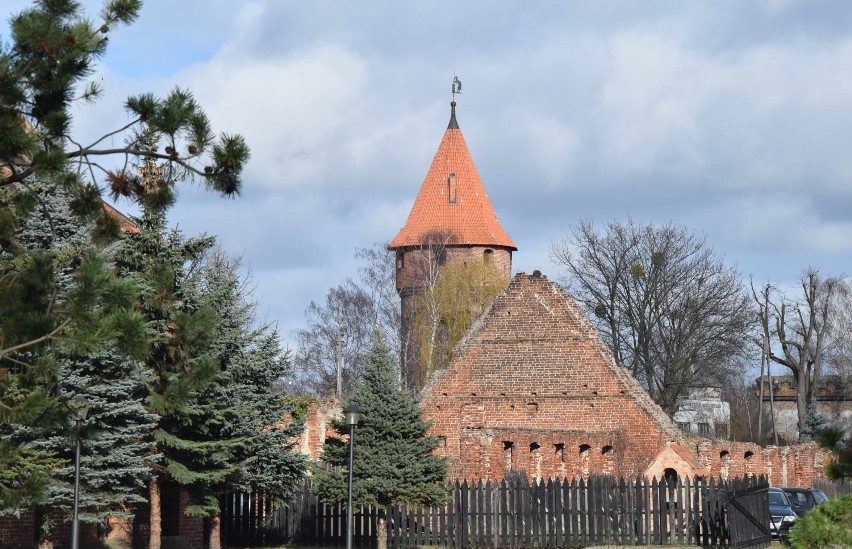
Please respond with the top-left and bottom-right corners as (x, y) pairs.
(71, 395), (90, 549)
(344, 404), (361, 549)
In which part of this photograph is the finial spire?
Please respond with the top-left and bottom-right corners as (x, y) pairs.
(448, 101), (459, 129)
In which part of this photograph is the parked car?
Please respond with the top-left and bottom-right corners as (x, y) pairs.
(781, 487), (829, 517)
(768, 487), (797, 539)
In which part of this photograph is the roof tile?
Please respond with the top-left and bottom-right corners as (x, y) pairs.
(389, 107), (516, 250)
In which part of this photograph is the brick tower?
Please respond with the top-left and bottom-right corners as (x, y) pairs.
(389, 101), (516, 391)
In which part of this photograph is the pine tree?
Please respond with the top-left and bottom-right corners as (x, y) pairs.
(1, 0), (250, 506)
(314, 338), (447, 549)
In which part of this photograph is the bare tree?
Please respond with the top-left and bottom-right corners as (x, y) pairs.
(824, 280), (852, 383)
(292, 280), (377, 397)
(551, 219), (753, 414)
(405, 231), (453, 389)
(752, 269), (842, 441)
(413, 255), (506, 380)
(293, 243), (401, 396)
(355, 244), (407, 373)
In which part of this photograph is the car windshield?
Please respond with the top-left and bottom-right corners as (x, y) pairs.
(768, 491), (789, 506)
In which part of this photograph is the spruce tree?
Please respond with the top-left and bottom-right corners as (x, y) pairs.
(109, 163), (220, 549)
(1, 181), (158, 537)
(801, 403), (829, 441)
(1, 178), (149, 510)
(184, 250), (307, 549)
(315, 338), (447, 549)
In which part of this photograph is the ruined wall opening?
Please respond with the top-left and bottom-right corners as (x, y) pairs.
(503, 441), (514, 470)
(579, 444), (591, 476)
(530, 442), (541, 480)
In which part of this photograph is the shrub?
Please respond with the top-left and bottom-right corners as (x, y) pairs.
(788, 494), (852, 548)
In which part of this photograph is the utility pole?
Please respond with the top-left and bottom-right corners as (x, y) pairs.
(336, 331), (343, 399)
(758, 334), (766, 437)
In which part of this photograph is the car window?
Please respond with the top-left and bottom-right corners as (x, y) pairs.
(785, 491), (809, 506)
(814, 491), (829, 504)
(768, 491), (789, 506)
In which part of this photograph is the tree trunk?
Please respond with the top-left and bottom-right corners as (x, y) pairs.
(796, 373), (808, 442)
(149, 478), (162, 549)
(376, 511), (387, 549)
(36, 506), (52, 549)
(209, 515), (221, 549)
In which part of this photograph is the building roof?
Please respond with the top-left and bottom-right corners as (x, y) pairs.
(388, 102), (516, 250)
(102, 202), (140, 233)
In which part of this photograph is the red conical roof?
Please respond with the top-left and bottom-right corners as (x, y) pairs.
(389, 103), (516, 250)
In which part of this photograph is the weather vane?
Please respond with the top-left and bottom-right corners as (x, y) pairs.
(452, 75), (462, 99)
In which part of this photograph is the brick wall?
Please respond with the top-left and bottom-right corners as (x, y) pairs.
(297, 398), (342, 459)
(0, 510), (37, 548)
(0, 508), (98, 549)
(394, 246), (512, 292)
(300, 271), (833, 488)
(421, 271), (681, 481)
(692, 438), (830, 487)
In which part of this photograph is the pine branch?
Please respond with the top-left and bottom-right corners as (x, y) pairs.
(0, 318), (71, 358)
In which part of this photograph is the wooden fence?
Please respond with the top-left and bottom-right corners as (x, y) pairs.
(813, 478), (852, 498)
(221, 475), (770, 548)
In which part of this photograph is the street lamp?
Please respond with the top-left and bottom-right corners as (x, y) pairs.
(344, 404), (361, 549)
(71, 395), (90, 549)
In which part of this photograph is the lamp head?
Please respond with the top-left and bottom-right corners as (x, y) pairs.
(72, 395), (90, 422)
(343, 404), (361, 426)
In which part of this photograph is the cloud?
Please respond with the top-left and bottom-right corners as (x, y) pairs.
(8, 0), (852, 348)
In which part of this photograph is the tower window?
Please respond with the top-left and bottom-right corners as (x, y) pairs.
(396, 252), (404, 270)
(484, 249), (493, 262)
(448, 173), (456, 204)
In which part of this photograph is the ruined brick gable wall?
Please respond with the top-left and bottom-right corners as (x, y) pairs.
(421, 272), (681, 481)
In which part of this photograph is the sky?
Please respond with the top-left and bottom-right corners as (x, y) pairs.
(5, 0), (852, 353)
